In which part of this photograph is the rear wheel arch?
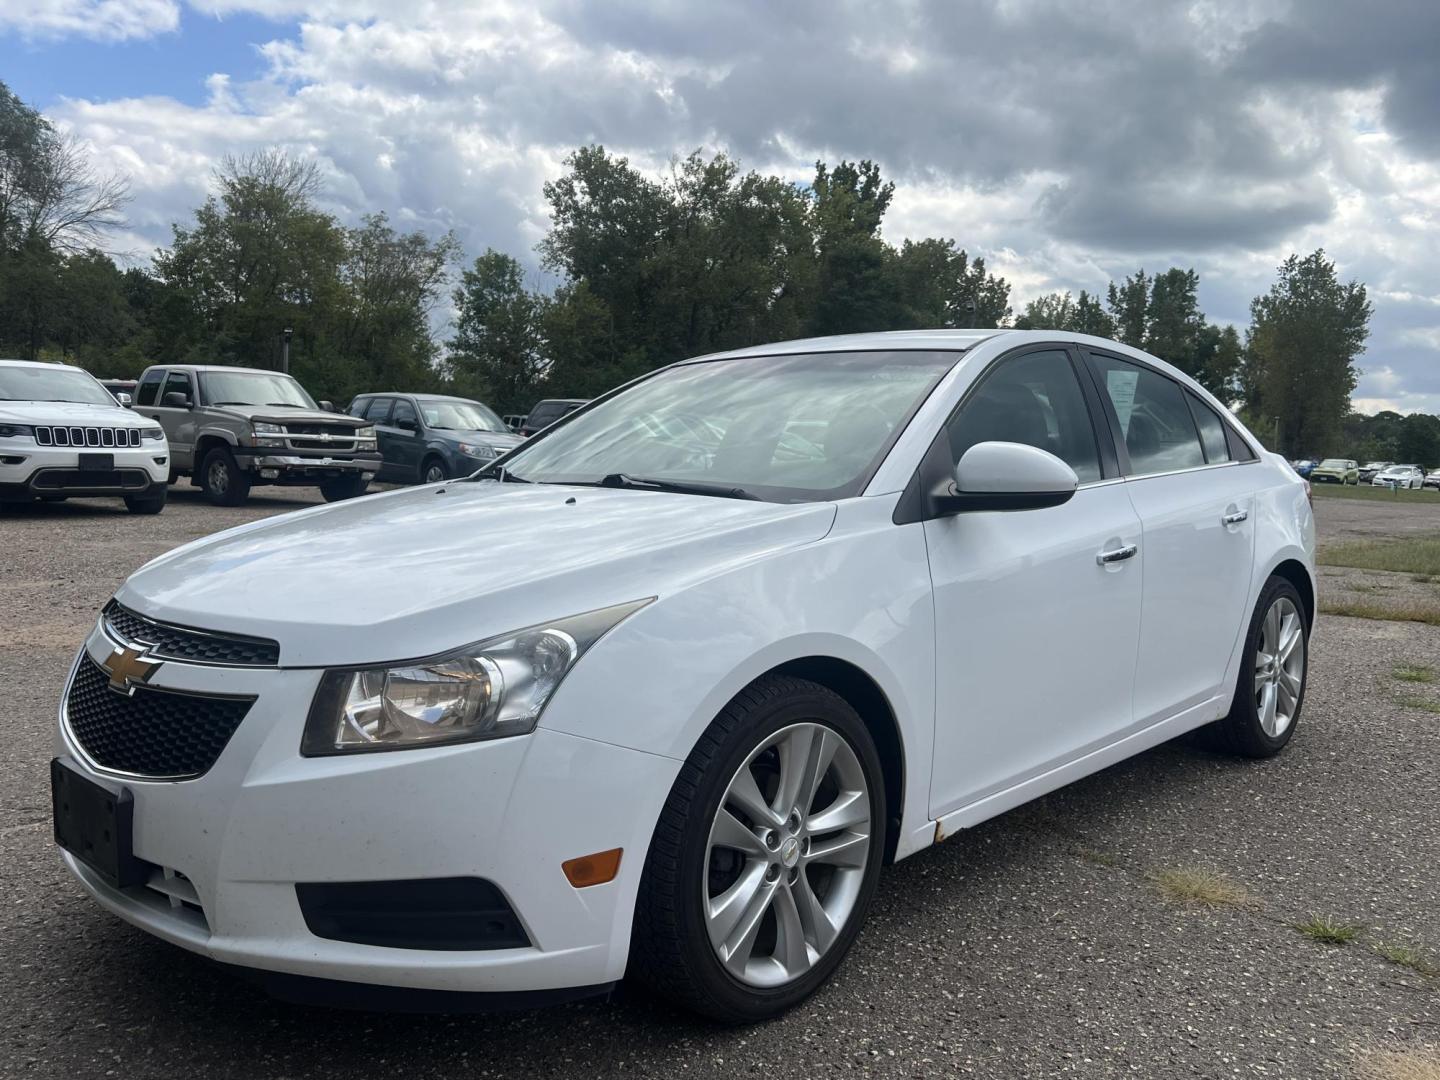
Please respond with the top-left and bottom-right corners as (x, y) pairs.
(1268, 558), (1314, 630)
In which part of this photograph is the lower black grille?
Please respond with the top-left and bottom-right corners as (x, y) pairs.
(103, 600), (281, 667)
(32, 468), (150, 491)
(65, 654), (255, 779)
(296, 878), (531, 951)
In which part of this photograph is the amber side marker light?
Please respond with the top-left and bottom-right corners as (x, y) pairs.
(562, 848), (623, 888)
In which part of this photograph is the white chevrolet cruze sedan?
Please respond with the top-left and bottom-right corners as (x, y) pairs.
(52, 330), (1315, 1021)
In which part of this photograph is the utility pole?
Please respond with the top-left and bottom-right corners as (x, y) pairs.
(1272, 416), (1280, 453)
(281, 327), (293, 374)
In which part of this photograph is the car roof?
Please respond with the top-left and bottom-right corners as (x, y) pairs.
(692, 328), (1004, 363)
(146, 364), (287, 374)
(0, 358), (87, 372)
(359, 393), (485, 403)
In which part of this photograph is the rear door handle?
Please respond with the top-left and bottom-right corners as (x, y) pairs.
(1096, 543), (1138, 565)
(1222, 510), (1249, 525)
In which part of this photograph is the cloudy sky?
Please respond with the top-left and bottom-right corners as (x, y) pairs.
(3, 0), (1438, 413)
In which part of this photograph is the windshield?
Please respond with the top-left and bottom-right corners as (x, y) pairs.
(420, 399), (507, 432)
(199, 371), (316, 409)
(1319, 459), (1349, 468)
(0, 365), (116, 407)
(492, 350), (959, 501)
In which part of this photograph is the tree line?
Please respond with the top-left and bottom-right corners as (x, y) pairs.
(0, 78), (1404, 460)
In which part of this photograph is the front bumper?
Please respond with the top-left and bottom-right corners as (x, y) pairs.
(230, 448), (382, 482)
(0, 443), (168, 499)
(1309, 473), (1347, 484)
(55, 623), (678, 996)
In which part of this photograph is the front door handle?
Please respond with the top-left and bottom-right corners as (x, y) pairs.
(1222, 509), (1249, 525)
(1096, 543), (1138, 565)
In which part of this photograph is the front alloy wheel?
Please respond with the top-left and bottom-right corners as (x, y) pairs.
(631, 675), (885, 1022)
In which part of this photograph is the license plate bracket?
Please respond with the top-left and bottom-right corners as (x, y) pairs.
(51, 758), (148, 888)
(78, 452), (114, 471)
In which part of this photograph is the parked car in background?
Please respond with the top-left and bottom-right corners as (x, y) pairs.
(0, 359), (168, 513)
(520, 397), (587, 436)
(53, 330), (1315, 1021)
(1371, 464), (1425, 489)
(347, 393), (522, 484)
(99, 378), (138, 405)
(502, 413), (526, 432)
(1291, 459), (1317, 478)
(1358, 461), (1392, 483)
(1309, 458), (1358, 485)
(1424, 468), (1440, 491)
(135, 364), (380, 505)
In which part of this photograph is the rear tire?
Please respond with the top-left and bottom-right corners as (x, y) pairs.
(1201, 576), (1309, 758)
(320, 474), (370, 502)
(200, 447), (251, 507)
(124, 487), (167, 515)
(630, 675), (886, 1023)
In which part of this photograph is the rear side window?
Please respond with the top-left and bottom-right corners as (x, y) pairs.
(1185, 391), (1230, 464)
(1090, 354), (1205, 476)
(364, 397), (392, 423)
(947, 349), (1102, 483)
(136, 370), (163, 406)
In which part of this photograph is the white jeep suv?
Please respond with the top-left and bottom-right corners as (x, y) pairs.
(0, 359), (169, 513)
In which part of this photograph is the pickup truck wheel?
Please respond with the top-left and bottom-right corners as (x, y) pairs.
(200, 447), (251, 506)
(124, 487), (167, 515)
(319, 475), (370, 502)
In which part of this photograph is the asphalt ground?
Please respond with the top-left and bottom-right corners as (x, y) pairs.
(2, 486), (1437, 1078)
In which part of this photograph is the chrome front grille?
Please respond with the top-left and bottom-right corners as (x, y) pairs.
(279, 423), (358, 451)
(103, 600), (281, 667)
(34, 426), (142, 448)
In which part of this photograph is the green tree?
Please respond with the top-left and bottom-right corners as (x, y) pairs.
(447, 249), (547, 413)
(1242, 250), (1372, 458)
(807, 159), (898, 335)
(1395, 412), (1440, 468)
(892, 238), (1010, 329)
(1014, 291), (1077, 330)
(1106, 271), (1149, 347)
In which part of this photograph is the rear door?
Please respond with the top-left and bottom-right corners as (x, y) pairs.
(925, 346), (1144, 816)
(1083, 349), (1257, 726)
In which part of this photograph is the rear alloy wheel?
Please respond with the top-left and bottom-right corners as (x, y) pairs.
(1203, 577), (1308, 758)
(200, 446), (251, 507)
(631, 675), (885, 1022)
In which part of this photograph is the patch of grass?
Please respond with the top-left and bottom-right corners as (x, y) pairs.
(1394, 694), (1440, 716)
(1072, 845), (1119, 867)
(1310, 482), (1440, 504)
(1393, 665), (1436, 684)
(1357, 1044), (1440, 1080)
(1295, 914), (1360, 945)
(1318, 538), (1440, 577)
(1319, 597), (1440, 627)
(1373, 942), (1440, 978)
(1153, 866), (1252, 908)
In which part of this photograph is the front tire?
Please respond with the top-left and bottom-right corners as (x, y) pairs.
(200, 447), (251, 506)
(319, 474), (370, 502)
(1203, 577), (1309, 758)
(631, 675), (886, 1022)
(123, 487), (167, 515)
(421, 456), (448, 485)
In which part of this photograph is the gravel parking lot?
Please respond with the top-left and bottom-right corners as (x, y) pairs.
(3, 489), (1437, 1078)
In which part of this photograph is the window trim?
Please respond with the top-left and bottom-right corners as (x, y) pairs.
(893, 342), (1118, 525)
(1183, 388), (1231, 465)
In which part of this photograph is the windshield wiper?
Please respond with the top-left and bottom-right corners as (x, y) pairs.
(578, 473), (760, 500)
(211, 400), (252, 407)
(264, 402), (306, 408)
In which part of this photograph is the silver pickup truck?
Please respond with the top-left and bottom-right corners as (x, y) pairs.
(134, 364), (381, 506)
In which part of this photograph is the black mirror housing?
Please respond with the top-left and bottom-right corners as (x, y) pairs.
(161, 391), (190, 408)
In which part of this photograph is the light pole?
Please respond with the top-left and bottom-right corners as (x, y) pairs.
(281, 327), (293, 375)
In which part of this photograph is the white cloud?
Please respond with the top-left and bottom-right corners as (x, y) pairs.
(0, 0), (179, 41)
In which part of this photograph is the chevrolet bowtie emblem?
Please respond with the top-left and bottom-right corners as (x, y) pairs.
(101, 643), (160, 695)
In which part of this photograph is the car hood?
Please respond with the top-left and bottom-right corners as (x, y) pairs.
(211, 404), (365, 427)
(116, 482), (838, 667)
(0, 400), (152, 426)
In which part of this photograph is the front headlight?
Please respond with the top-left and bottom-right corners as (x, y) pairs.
(140, 426), (165, 441)
(251, 421), (285, 448)
(355, 425), (375, 438)
(0, 424), (34, 439)
(458, 442), (499, 459)
(301, 599), (651, 755)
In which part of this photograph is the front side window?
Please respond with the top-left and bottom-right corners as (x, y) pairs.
(946, 350), (1101, 483)
(494, 351), (959, 502)
(161, 371), (193, 404)
(1090, 354), (1205, 476)
(391, 399), (418, 430)
(199, 371), (315, 409)
(0, 365), (116, 407)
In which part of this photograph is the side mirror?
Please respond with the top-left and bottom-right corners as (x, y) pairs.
(396, 417), (418, 433)
(318, 400), (336, 412)
(931, 441), (1079, 514)
(161, 391), (191, 409)
(116, 392), (133, 408)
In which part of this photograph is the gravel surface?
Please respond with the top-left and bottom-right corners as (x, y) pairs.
(2, 488), (1438, 1079)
